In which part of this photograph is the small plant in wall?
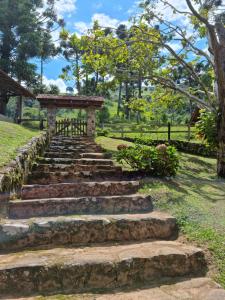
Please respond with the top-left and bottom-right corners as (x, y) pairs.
(116, 143), (179, 177)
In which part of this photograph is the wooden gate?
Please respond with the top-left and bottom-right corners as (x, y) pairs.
(56, 119), (87, 136)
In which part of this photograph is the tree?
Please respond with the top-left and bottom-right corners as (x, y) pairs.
(60, 31), (83, 95)
(136, 0), (225, 177)
(0, 0), (63, 114)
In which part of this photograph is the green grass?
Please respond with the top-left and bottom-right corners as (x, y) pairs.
(0, 120), (40, 168)
(96, 136), (225, 288)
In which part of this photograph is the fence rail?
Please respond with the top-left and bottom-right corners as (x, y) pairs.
(100, 122), (193, 141)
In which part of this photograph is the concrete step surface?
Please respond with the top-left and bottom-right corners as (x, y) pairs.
(0, 241), (206, 296)
(0, 212), (178, 251)
(9, 194), (153, 219)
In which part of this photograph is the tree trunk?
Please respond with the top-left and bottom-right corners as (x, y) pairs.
(217, 102), (225, 177)
(117, 81), (122, 116)
(125, 81), (130, 119)
(15, 96), (23, 123)
(212, 23), (225, 177)
(137, 74), (142, 122)
(75, 53), (81, 95)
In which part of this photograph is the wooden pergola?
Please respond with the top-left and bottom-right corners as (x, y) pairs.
(0, 69), (35, 116)
(37, 94), (104, 137)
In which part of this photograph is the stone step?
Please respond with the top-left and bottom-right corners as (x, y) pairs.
(51, 136), (93, 141)
(0, 212), (177, 251)
(32, 163), (122, 173)
(37, 157), (78, 165)
(9, 194), (153, 219)
(37, 158), (113, 166)
(28, 169), (124, 185)
(49, 145), (101, 151)
(80, 153), (107, 159)
(21, 181), (140, 200)
(9, 278), (225, 300)
(50, 141), (97, 147)
(74, 158), (114, 166)
(0, 241), (206, 296)
(44, 152), (80, 159)
(44, 148), (103, 158)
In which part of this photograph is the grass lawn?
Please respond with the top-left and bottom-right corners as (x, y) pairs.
(0, 119), (40, 168)
(96, 136), (225, 288)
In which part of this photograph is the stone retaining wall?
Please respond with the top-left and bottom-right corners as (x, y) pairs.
(110, 137), (217, 157)
(0, 132), (49, 215)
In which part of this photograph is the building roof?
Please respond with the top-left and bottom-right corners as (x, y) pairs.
(0, 69), (35, 98)
(37, 94), (104, 109)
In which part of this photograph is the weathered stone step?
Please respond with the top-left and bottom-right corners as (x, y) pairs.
(74, 158), (114, 166)
(48, 144), (102, 150)
(80, 153), (107, 159)
(44, 148), (103, 158)
(37, 157), (78, 165)
(44, 152), (80, 159)
(37, 158), (113, 166)
(21, 181), (140, 200)
(28, 169), (124, 185)
(33, 163), (122, 173)
(50, 141), (98, 147)
(0, 212), (177, 251)
(0, 241), (206, 296)
(25, 277), (225, 300)
(9, 194), (151, 219)
(10, 278), (225, 300)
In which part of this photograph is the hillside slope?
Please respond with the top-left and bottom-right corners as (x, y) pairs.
(0, 119), (40, 168)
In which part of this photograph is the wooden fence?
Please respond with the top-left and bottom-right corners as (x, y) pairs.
(100, 122), (193, 141)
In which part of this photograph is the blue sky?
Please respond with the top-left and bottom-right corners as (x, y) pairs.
(41, 0), (139, 92)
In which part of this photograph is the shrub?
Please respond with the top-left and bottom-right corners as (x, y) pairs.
(195, 109), (217, 148)
(116, 143), (179, 176)
(97, 129), (109, 137)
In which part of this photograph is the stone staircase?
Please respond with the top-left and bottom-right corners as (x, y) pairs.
(0, 136), (224, 299)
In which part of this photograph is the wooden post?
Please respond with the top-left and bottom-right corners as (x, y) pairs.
(168, 122), (171, 142)
(39, 119), (44, 130)
(187, 123), (191, 141)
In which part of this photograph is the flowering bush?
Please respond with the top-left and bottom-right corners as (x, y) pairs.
(117, 144), (128, 151)
(116, 143), (179, 176)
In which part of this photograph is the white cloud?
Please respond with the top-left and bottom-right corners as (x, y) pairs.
(74, 13), (128, 34)
(43, 76), (67, 93)
(74, 21), (89, 34)
(92, 13), (121, 28)
(54, 0), (77, 16)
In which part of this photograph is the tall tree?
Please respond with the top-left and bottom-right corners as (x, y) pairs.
(136, 0), (225, 177)
(0, 0), (63, 114)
